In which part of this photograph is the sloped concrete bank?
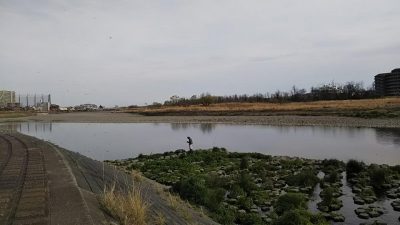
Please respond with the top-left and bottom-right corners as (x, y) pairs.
(0, 131), (218, 225)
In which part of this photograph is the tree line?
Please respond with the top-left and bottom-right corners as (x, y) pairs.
(162, 81), (376, 106)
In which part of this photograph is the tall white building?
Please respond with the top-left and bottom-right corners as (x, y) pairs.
(0, 90), (16, 108)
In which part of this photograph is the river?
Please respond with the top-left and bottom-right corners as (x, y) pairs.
(3, 122), (399, 165)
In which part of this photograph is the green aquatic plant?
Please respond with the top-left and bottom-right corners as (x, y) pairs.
(274, 193), (308, 216)
(346, 159), (365, 178)
(285, 169), (319, 189)
(272, 209), (329, 225)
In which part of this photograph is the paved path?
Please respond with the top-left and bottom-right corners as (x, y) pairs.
(0, 133), (94, 225)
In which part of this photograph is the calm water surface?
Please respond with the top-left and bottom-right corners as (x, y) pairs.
(5, 122), (400, 165)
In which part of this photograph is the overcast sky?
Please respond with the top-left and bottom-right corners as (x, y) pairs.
(1, 0), (399, 106)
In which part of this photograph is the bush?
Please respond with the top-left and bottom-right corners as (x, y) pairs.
(272, 210), (329, 225)
(237, 196), (253, 211)
(286, 170), (319, 188)
(392, 165), (400, 173)
(213, 206), (236, 225)
(322, 159), (344, 169)
(229, 184), (245, 199)
(204, 188), (226, 211)
(238, 172), (257, 194)
(369, 166), (390, 190)
(236, 213), (263, 225)
(274, 193), (307, 216)
(172, 177), (207, 204)
(323, 170), (340, 183)
(319, 187), (335, 206)
(206, 174), (229, 189)
(240, 156), (249, 170)
(346, 160), (365, 177)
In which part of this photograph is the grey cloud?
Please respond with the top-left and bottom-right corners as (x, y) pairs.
(1, 0), (400, 106)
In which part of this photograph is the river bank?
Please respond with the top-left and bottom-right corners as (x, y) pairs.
(0, 131), (217, 225)
(1, 112), (400, 128)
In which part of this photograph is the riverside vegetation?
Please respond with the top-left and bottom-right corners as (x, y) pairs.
(129, 97), (400, 118)
(107, 148), (400, 225)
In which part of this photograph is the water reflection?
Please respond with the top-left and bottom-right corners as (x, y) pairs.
(3, 122), (400, 165)
(170, 123), (216, 134)
(375, 128), (400, 146)
(2, 122), (53, 133)
(276, 126), (365, 139)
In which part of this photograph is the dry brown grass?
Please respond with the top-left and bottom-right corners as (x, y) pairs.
(0, 111), (34, 118)
(166, 192), (180, 211)
(101, 183), (149, 225)
(153, 211), (166, 225)
(131, 170), (143, 184)
(127, 97), (400, 114)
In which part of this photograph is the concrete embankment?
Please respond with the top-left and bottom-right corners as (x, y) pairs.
(0, 131), (218, 225)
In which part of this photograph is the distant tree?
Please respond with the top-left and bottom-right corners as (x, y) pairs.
(149, 102), (162, 108)
(160, 80), (377, 106)
(200, 93), (213, 106)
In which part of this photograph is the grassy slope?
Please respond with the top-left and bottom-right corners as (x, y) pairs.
(126, 97), (400, 118)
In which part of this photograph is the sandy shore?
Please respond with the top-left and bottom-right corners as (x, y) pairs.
(1, 112), (400, 128)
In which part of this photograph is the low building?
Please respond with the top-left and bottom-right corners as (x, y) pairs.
(75, 104), (98, 111)
(0, 90), (16, 108)
(375, 68), (400, 96)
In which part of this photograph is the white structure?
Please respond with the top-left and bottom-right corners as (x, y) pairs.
(0, 90), (16, 108)
(75, 104), (98, 111)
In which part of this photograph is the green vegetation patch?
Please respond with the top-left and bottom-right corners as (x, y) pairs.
(107, 148), (328, 225)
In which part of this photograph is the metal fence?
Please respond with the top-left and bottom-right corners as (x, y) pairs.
(16, 94), (51, 108)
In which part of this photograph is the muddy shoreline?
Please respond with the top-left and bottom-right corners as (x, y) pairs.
(1, 112), (400, 128)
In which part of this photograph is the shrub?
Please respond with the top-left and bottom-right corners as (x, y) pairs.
(229, 184), (245, 199)
(237, 196), (253, 211)
(391, 165), (400, 174)
(173, 177), (207, 204)
(272, 210), (329, 225)
(323, 170), (340, 183)
(274, 193), (307, 216)
(319, 187), (335, 206)
(204, 188), (226, 211)
(281, 159), (303, 170)
(369, 166), (390, 190)
(213, 206), (236, 225)
(321, 159), (344, 169)
(236, 213), (263, 225)
(238, 172), (257, 194)
(206, 174), (229, 189)
(346, 160), (365, 177)
(240, 156), (249, 170)
(286, 170), (319, 188)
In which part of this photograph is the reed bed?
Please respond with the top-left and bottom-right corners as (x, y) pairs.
(128, 97), (400, 114)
